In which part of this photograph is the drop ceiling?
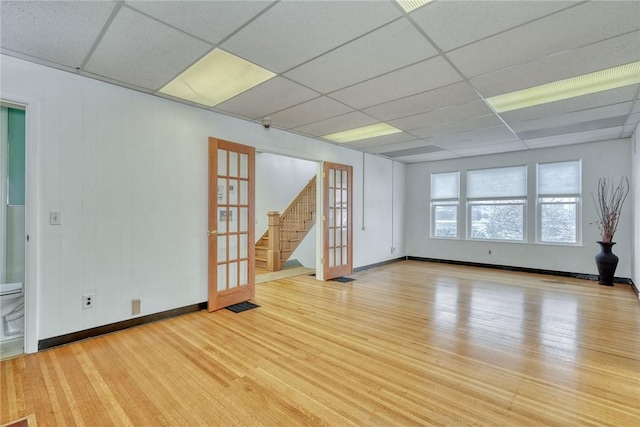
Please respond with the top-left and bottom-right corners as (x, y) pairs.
(1, 0), (639, 163)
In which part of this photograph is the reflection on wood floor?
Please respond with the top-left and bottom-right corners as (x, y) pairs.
(2, 261), (639, 425)
(255, 266), (314, 284)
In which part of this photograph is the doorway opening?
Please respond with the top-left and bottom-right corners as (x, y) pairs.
(254, 152), (318, 282)
(0, 103), (26, 360)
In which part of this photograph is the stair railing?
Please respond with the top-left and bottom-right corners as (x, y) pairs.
(263, 176), (316, 271)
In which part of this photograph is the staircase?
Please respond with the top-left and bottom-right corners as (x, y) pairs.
(255, 177), (316, 271)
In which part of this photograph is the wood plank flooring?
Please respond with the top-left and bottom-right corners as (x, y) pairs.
(2, 261), (639, 426)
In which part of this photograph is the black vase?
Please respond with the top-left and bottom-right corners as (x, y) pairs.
(595, 241), (618, 286)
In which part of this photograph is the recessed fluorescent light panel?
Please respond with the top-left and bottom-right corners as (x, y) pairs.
(487, 61), (640, 113)
(322, 123), (402, 143)
(159, 48), (276, 106)
(396, 0), (432, 13)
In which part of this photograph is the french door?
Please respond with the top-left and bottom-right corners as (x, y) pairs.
(208, 138), (255, 311)
(322, 162), (353, 280)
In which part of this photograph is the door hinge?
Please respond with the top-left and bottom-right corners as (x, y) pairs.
(321, 215), (325, 222)
(321, 258), (325, 265)
(322, 171), (326, 178)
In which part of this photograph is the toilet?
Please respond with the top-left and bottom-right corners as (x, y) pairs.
(1, 282), (24, 340)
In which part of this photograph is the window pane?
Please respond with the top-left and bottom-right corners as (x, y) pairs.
(470, 203), (524, 240)
(217, 264), (227, 291)
(434, 205), (457, 237)
(240, 234), (248, 258)
(239, 260), (248, 286)
(217, 235), (227, 262)
(538, 161), (580, 195)
(217, 149), (227, 176)
(229, 152), (238, 177)
(431, 172), (459, 200)
(541, 203), (577, 243)
(468, 166), (526, 198)
(228, 262), (238, 288)
(217, 178), (227, 204)
(240, 154), (248, 179)
(229, 179), (238, 204)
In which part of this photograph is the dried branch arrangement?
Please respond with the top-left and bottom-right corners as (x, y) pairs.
(592, 177), (629, 243)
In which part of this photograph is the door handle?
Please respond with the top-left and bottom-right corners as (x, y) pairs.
(207, 230), (217, 236)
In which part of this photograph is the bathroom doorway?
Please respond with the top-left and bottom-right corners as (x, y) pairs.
(0, 104), (26, 359)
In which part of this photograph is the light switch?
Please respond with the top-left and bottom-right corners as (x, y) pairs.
(50, 211), (61, 225)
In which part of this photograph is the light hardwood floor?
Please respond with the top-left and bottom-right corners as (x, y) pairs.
(2, 261), (639, 426)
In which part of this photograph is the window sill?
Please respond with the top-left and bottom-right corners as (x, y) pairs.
(429, 236), (585, 248)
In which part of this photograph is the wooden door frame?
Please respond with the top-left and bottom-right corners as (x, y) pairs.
(208, 137), (255, 311)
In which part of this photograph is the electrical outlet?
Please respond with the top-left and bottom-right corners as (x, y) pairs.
(82, 294), (94, 309)
(488, 250), (492, 255)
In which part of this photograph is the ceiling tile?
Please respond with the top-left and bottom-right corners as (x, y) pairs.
(330, 57), (462, 110)
(412, 114), (504, 139)
(0, 1), (117, 68)
(221, 1), (401, 73)
(214, 77), (319, 120)
(447, 1), (640, 78)
(269, 97), (353, 129)
(363, 82), (481, 121)
(626, 112), (640, 126)
(294, 111), (378, 137)
(427, 126), (518, 149)
(343, 132), (416, 150)
(516, 116), (628, 140)
(449, 141), (528, 157)
(500, 86), (639, 124)
(284, 18), (437, 93)
(125, 1), (272, 44)
(85, 7), (212, 91)
(472, 31), (640, 98)
(524, 127), (626, 149)
(390, 100), (493, 132)
(621, 113), (640, 136)
(510, 102), (634, 134)
(380, 145), (445, 158)
(392, 151), (460, 163)
(365, 139), (436, 154)
(412, 0), (576, 52)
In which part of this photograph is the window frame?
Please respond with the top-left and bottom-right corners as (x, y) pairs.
(536, 160), (582, 245)
(466, 165), (527, 242)
(430, 171), (460, 239)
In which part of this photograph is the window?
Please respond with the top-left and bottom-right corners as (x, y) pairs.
(537, 160), (581, 244)
(431, 171), (459, 237)
(467, 166), (526, 241)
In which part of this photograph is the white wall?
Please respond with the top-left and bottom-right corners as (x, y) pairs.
(406, 139), (633, 278)
(255, 153), (317, 267)
(1, 55), (406, 345)
(632, 124), (640, 290)
(357, 153), (406, 267)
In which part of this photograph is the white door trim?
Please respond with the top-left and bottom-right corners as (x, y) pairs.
(2, 94), (41, 354)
